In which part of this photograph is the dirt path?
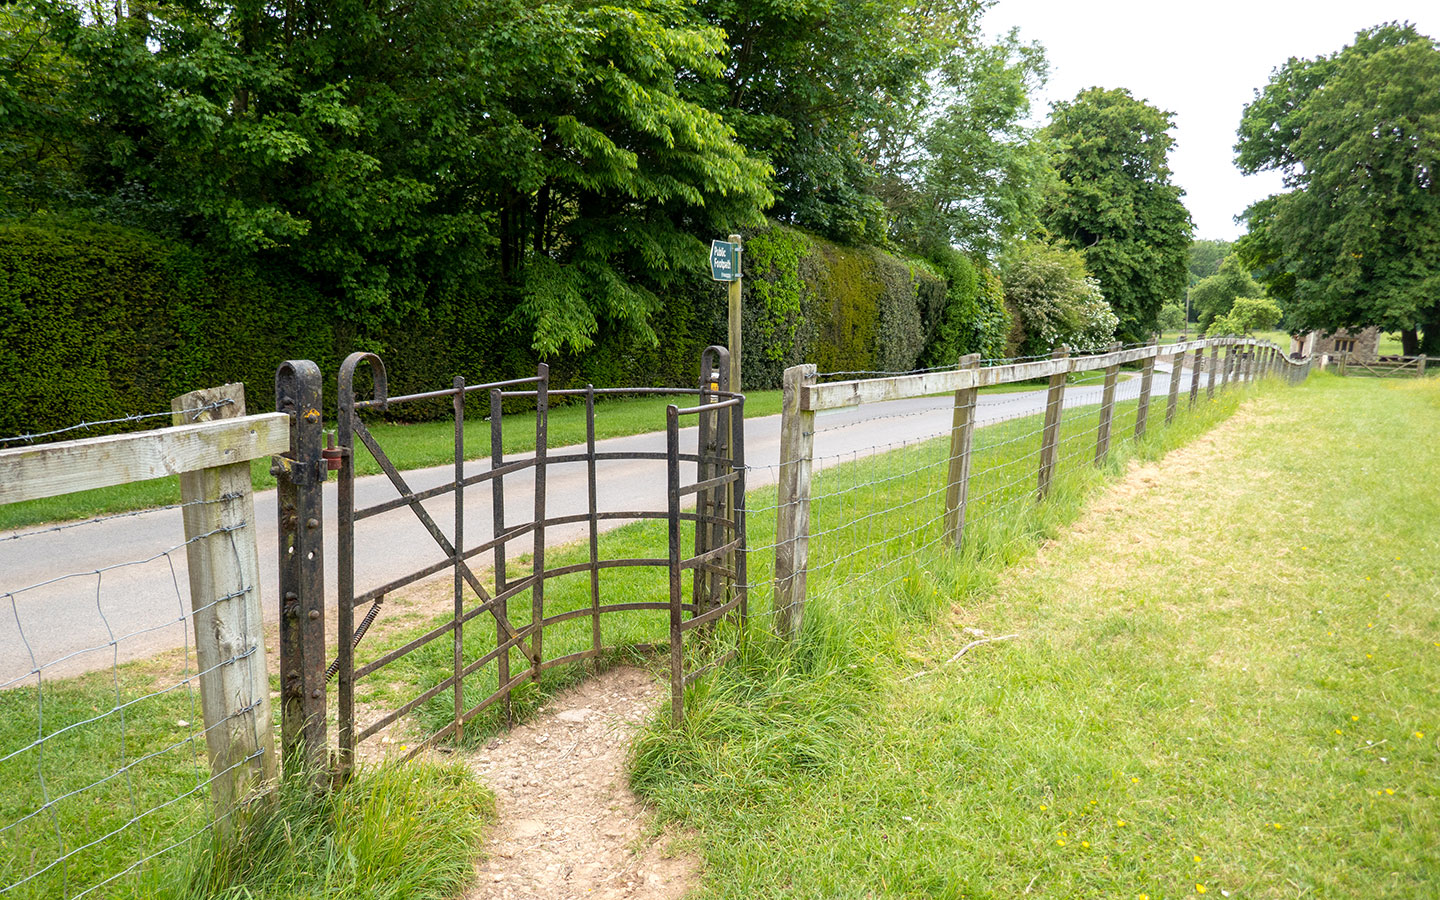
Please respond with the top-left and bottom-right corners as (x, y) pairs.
(465, 666), (698, 900)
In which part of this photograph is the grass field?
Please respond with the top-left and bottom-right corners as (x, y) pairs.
(627, 372), (1439, 898)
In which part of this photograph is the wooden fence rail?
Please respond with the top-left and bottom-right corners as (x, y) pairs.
(773, 338), (1313, 635)
(0, 387), (286, 823)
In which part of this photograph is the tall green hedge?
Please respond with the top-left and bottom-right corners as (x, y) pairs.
(1, 220), (1001, 437)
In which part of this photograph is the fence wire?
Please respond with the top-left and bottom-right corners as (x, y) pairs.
(0, 497), (256, 898)
(753, 345), (1270, 629)
(0, 400), (236, 449)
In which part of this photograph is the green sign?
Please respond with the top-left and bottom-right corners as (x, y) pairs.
(710, 239), (740, 282)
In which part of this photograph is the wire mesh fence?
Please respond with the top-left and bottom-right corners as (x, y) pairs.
(1, 396), (279, 899)
(754, 339), (1304, 635)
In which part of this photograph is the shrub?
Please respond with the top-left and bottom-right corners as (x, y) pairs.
(1000, 240), (1119, 355)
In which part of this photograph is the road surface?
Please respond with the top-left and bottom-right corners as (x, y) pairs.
(1, 366), (1219, 682)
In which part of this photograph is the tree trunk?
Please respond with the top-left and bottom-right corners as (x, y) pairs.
(1401, 329), (1420, 356)
(1421, 315), (1440, 356)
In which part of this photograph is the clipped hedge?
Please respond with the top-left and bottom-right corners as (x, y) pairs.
(1, 220), (1003, 436)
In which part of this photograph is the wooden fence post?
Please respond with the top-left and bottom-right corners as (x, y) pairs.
(1134, 336), (1159, 439)
(1207, 343), (1220, 399)
(1419, 355), (1428, 378)
(1037, 346), (1070, 499)
(1338, 349), (1349, 376)
(1189, 346), (1203, 408)
(171, 385), (277, 822)
(1165, 342), (1184, 425)
(774, 364), (816, 638)
(943, 354), (981, 550)
(1095, 342), (1121, 465)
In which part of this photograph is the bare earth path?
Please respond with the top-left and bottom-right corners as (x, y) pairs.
(465, 666), (697, 900)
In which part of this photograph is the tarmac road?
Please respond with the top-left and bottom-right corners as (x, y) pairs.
(0, 366), (1215, 682)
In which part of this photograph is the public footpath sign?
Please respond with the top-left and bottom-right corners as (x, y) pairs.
(710, 240), (740, 282)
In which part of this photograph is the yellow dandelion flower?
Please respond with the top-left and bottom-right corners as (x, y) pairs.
(1365, 577), (1371, 582)
(1193, 855), (1202, 863)
(1416, 732), (1426, 739)
(1196, 885), (1206, 894)
(1117, 820), (1127, 827)
(1057, 839), (1066, 846)
(1366, 653), (1373, 659)
(1351, 715), (1359, 721)
(1132, 776), (1140, 783)
(1141, 895), (1150, 900)
(1040, 804), (1048, 810)
(1082, 841), (1090, 849)
(1367, 622), (1373, 627)
(1385, 789), (1394, 795)
(1334, 729), (1343, 735)
(1328, 631), (1334, 636)
(1272, 823), (1282, 830)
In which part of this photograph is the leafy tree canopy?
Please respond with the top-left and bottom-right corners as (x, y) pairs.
(1207, 296), (1282, 337)
(1189, 254), (1263, 330)
(1000, 239), (1117, 355)
(1187, 239), (1232, 286)
(1235, 22), (1440, 353)
(1038, 87), (1192, 344)
(875, 27), (1052, 258)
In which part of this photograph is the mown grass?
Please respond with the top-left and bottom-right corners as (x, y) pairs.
(626, 372), (1439, 899)
(0, 659), (492, 899)
(0, 388), (784, 532)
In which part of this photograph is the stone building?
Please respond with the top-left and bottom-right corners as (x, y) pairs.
(1291, 327), (1379, 362)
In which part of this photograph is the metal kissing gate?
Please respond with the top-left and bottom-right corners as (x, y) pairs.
(273, 347), (746, 775)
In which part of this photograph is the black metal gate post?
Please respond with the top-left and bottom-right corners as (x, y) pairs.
(274, 360), (328, 781)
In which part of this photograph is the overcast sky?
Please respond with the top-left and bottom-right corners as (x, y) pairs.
(986, 1), (1436, 241)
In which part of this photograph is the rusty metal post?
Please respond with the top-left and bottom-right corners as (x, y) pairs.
(336, 352), (386, 778)
(490, 387), (510, 725)
(666, 404), (684, 725)
(452, 375), (465, 744)
(274, 361), (327, 782)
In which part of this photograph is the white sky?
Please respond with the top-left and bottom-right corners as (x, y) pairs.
(986, 1), (1436, 240)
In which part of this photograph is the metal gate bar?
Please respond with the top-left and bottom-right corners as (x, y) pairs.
(323, 346), (745, 773)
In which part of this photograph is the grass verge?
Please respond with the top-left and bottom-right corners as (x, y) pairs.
(0, 658), (492, 899)
(627, 372), (1438, 898)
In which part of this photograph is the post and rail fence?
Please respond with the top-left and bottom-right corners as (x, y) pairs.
(0, 333), (1314, 897)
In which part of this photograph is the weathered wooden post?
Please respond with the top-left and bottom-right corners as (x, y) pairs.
(1037, 346), (1070, 500)
(273, 361), (328, 783)
(1134, 336), (1159, 438)
(1165, 342), (1184, 425)
(1207, 343), (1220, 399)
(1188, 346), (1204, 408)
(774, 364), (817, 637)
(728, 233), (743, 393)
(943, 354), (981, 549)
(1338, 349), (1349, 377)
(1094, 342), (1122, 465)
(1419, 355), (1428, 378)
(172, 384), (278, 820)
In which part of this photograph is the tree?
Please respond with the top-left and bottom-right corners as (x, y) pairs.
(1235, 23), (1440, 354)
(1188, 254), (1263, 330)
(1207, 296), (1282, 337)
(689, 0), (986, 246)
(874, 28), (1052, 257)
(1000, 240), (1118, 355)
(1157, 300), (1186, 332)
(12, 0), (772, 354)
(1186, 239), (1232, 286)
(1038, 88), (1192, 344)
